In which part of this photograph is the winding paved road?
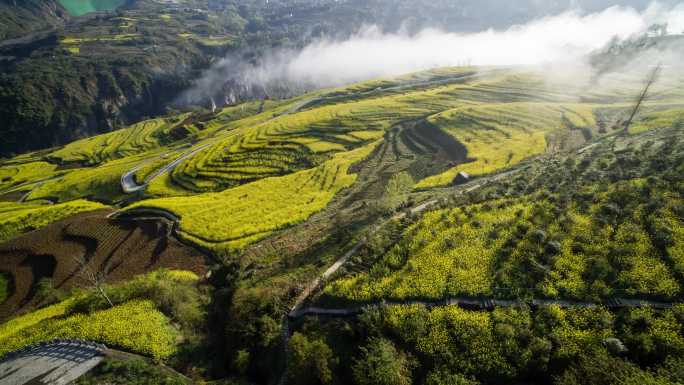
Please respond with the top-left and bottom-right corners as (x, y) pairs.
(121, 144), (210, 193)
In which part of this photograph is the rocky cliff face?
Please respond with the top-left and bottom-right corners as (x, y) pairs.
(0, 54), (197, 156)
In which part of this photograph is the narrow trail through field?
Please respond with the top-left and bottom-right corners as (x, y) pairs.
(290, 297), (681, 318)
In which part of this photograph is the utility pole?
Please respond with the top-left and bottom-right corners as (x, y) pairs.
(623, 64), (662, 134)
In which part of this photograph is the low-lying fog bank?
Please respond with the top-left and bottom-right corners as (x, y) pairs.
(178, 2), (684, 109)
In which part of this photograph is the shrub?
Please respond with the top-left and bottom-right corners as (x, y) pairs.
(76, 357), (188, 385)
(69, 270), (204, 332)
(288, 332), (337, 385)
(424, 367), (479, 385)
(233, 349), (251, 375)
(352, 337), (412, 385)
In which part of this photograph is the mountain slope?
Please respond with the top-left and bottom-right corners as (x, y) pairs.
(0, 0), (68, 40)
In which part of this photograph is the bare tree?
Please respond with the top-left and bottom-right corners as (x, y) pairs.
(73, 255), (113, 307)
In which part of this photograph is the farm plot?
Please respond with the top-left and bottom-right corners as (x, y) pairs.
(415, 103), (598, 189)
(129, 141), (381, 253)
(0, 299), (176, 360)
(325, 201), (529, 302)
(0, 210), (207, 320)
(0, 200), (107, 243)
(48, 117), (188, 166)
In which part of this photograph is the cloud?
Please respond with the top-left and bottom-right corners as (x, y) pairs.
(179, 2), (684, 106)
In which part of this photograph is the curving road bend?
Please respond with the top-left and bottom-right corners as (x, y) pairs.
(121, 144), (210, 194)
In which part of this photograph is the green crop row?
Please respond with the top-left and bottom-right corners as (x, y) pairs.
(415, 103), (597, 189)
(48, 117), (187, 165)
(128, 140), (380, 253)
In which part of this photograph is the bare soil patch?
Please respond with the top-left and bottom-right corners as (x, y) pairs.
(0, 209), (208, 320)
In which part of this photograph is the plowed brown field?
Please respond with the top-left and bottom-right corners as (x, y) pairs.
(0, 209), (209, 320)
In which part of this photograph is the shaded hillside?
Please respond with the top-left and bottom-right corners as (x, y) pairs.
(0, 0), (238, 157)
(2, 0), (677, 158)
(0, 0), (68, 40)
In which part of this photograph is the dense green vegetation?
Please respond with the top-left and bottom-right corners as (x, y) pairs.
(0, 0), (237, 156)
(299, 303), (684, 385)
(0, 0), (67, 40)
(76, 358), (190, 385)
(0, 270), (206, 361)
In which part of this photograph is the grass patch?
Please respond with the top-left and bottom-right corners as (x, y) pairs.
(0, 269), (203, 360)
(0, 299), (177, 360)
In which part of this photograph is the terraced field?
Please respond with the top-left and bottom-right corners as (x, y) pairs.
(0, 66), (680, 258)
(48, 116), (191, 166)
(415, 103), (597, 188)
(128, 141), (380, 253)
(0, 200), (107, 243)
(0, 210), (207, 319)
(1, 63), (684, 384)
(325, 124), (684, 305)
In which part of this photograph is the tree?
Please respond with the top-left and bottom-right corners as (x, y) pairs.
(352, 338), (412, 385)
(424, 366), (479, 385)
(73, 255), (113, 307)
(288, 332), (337, 385)
(554, 352), (671, 385)
(233, 349), (250, 375)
